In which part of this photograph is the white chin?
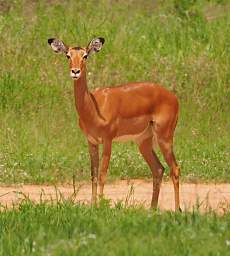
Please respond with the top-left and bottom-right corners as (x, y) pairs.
(70, 76), (80, 80)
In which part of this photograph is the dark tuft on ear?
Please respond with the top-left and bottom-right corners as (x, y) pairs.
(87, 37), (105, 55)
(48, 38), (55, 45)
(98, 37), (105, 45)
(47, 38), (68, 54)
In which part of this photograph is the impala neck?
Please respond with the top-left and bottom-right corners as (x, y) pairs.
(73, 68), (100, 124)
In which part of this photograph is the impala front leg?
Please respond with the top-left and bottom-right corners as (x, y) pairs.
(99, 140), (112, 197)
(88, 141), (99, 205)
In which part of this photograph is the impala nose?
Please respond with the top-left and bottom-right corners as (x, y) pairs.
(71, 69), (81, 75)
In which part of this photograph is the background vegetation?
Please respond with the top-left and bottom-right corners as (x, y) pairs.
(0, 0), (230, 184)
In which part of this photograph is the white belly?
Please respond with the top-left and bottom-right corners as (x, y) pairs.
(114, 123), (154, 145)
(87, 122), (157, 147)
(114, 134), (143, 142)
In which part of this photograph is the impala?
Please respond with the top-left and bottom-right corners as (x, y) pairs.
(48, 37), (181, 211)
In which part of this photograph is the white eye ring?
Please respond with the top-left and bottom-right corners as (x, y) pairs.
(83, 54), (88, 59)
(66, 54), (71, 59)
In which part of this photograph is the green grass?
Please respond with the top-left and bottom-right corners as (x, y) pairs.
(0, 0), (230, 183)
(0, 201), (230, 256)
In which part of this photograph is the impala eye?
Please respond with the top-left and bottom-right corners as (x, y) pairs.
(83, 54), (88, 60)
(66, 54), (70, 59)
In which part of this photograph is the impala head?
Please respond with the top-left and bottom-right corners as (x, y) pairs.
(48, 37), (105, 80)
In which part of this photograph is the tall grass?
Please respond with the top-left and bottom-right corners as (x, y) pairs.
(0, 201), (230, 255)
(0, 0), (230, 183)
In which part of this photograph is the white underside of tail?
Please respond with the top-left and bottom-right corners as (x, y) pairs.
(152, 128), (158, 150)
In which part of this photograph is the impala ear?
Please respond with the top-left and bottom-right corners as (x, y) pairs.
(86, 37), (105, 55)
(48, 38), (68, 54)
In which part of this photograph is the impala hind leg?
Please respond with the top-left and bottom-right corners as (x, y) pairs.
(88, 141), (99, 205)
(98, 140), (112, 197)
(138, 137), (164, 209)
(158, 139), (181, 211)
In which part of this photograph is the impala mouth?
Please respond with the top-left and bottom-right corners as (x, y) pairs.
(70, 73), (81, 80)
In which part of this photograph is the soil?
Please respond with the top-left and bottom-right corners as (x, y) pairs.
(0, 179), (229, 213)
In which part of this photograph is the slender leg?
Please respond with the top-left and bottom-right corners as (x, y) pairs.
(99, 140), (112, 196)
(88, 141), (99, 205)
(158, 139), (181, 211)
(138, 137), (164, 209)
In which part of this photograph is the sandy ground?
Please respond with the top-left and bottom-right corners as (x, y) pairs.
(0, 180), (229, 213)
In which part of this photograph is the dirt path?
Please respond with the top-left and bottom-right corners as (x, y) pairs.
(0, 180), (229, 212)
